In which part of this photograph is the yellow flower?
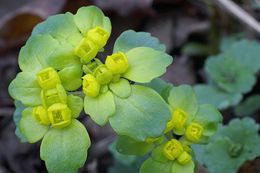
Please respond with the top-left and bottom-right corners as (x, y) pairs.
(82, 74), (101, 97)
(36, 67), (61, 90)
(185, 122), (204, 143)
(47, 103), (71, 128)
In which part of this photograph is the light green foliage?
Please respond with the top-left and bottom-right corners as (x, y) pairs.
(67, 95), (83, 118)
(141, 78), (173, 101)
(116, 136), (154, 156)
(13, 101), (27, 142)
(194, 85), (242, 110)
(19, 108), (49, 143)
(40, 120), (91, 173)
(225, 39), (260, 73)
(114, 30), (166, 53)
(84, 91), (115, 126)
(110, 85), (171, 141)
(74, 6), (111, 37)
(8, 5), (224, 173)
(109, 79), (132, 98)
(235, 95), (260, 117)
(195, 39), (260, 110)
(205, 55), (256, 94)
(193, 118), (260, 173)
(168, 85), (198, 123)
(123, 47), (173, 83)
(9, 72), (41, 106)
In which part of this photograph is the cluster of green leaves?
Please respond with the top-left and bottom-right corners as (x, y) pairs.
(193, 118), (260, 173)
(113, 81), (222, 173)
(8, 5), (178, 173)
(194, 39), (260, 110)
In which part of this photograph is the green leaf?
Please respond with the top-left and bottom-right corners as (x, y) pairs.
(109, 141), (137, 165)
(40, 120), (91, 173)
(123, 47), (173, 83)
(235, 95), (260, 117)
(181, 42), (209, 56)
(116, 136), (153, 156)
(172, 160), (195, 173)
(225, 39), (260, 73)
(18, 35), (58, 73)
(168, 85), (198, 122)
(151, 144), (169, 163)
(109, 79), (131, 98)
(41, 39), (80, 71)
(141, 78), (173, 101)
(8, 72), (41, 106)
(114, 30), (166, 53)
(84, 91), (115, 126)
(74, 6), (111, 36)
(205, 55), (256, 94)
(109, 85), (171, 141)
(13, 101), (27, 142)
(194, 118), (260, 173)
(194, 85), (242, 110)
(58, 64), (83, 91)
(202, 138), (250, 173)
(32, 13), (82, 47)
(19, 107), (49, 143)
(67, 95), (83, 118)
(219, 33), (245, 52)
(193, 104), (222, 137)
(140, 158), (172, 173)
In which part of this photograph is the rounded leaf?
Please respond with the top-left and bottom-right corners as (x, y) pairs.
(40, 120), (91, 173)
(9, 72), (41, 106)
(19, 107), (49, 143)
(116, 136), (153, 156)
(205, 55), (256, 94)
(172, 160), (195, 173)
(123, 47), (173, 83)
(193, 104), (223, 136)
(32, 13), (82, 47)
(109, 85), (171, 141)
(168, 85), (198, 122)
(140, 158), (172, 173)
(84, 91), (115, 126)
(58, 64), (83, 91)
(74, 6), (111, 36)
(194, 84), (242, 110)
(18, 35), (59, 73)
(67, 95), (83, 118)
(114, 30), (166, 53)
(109, 78), (131, 98)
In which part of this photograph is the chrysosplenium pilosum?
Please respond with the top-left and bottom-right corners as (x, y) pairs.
(8, 6), (222, 173)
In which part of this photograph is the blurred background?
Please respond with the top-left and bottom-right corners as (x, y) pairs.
(0, 0), (260, 173)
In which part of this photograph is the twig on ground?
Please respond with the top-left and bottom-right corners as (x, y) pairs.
(213, 0), (260, 34)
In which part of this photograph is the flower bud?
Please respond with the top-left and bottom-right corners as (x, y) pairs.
(33, 106), (50, 126)
(177, 151), (192, 165)
(94, 64), (113, 85)
(163, 139), (183, 160)
(105, 52), (128, 74)
(82, 74), (100, 97)
(37, 67), (61, 90)
(185, 122), (204, 143)
(47, 103), (71, 128)
(87, 26), (109, 49)
(41, 84), (67, 108)
(74, 38), (99, 63)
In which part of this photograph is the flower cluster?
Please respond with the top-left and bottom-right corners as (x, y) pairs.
(9, 6), (174, 173)
(115, 84), (223, 173)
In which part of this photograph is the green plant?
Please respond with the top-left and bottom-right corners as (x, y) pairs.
(194, 39), (260, 110)
(8, 6), (223, 173)
(193, 118), (260, 173)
